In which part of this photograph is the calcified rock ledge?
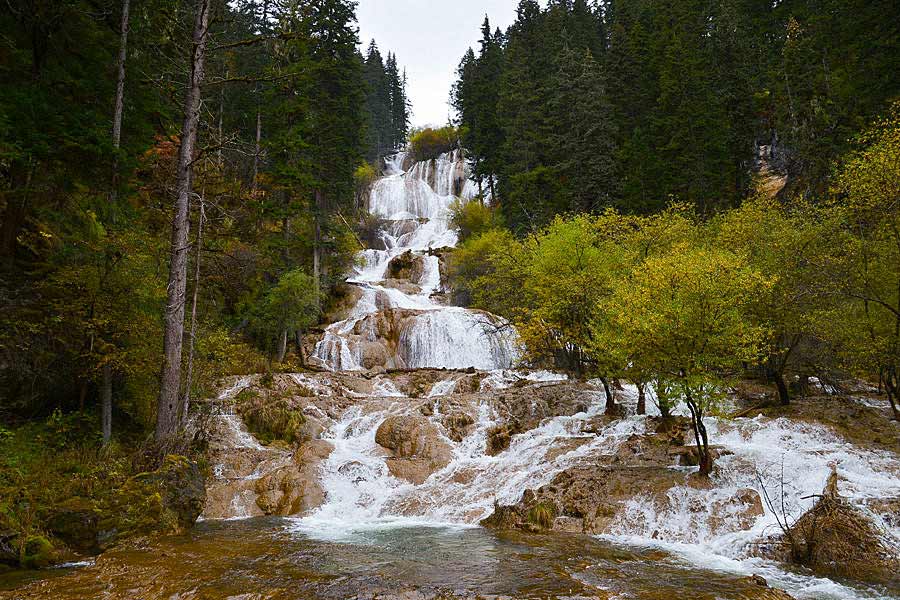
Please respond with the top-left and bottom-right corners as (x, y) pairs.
(199, 370), (900, 597)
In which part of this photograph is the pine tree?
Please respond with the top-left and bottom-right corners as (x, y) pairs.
(385, 52), (409, 151)
(550, 49), (620, 213)
(363, 40), (391, 160)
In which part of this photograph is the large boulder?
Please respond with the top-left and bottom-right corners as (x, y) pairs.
(103, 454), (205, 544)
(254, 439), (334, 516)
(45, 497), (101, 554)
(375, 415), (452, 484)
(386, 251), (425, 283)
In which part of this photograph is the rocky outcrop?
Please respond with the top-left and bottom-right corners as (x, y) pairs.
(45, 498), (101, 554)
(482, 418), (763, 536)
(114, 455), (206, 535)
(764, 470), (900, 586)
(254, 440), (334, 516)
(375, 415), (452, 484)
(386, 251), (425, 283)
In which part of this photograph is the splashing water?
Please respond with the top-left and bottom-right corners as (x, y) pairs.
(602, 415), (900, 599)
(311, 151), (519, 372)
(291, 380), (634, 540)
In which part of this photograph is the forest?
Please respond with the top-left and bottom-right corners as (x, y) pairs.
(449, 0), (900, 423)
(0, 0), (409, 435)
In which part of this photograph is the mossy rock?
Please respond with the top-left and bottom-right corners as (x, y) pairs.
(45, 497), (101, 554)
(21, 535), (55, 569)
(103, 454), (205, 545)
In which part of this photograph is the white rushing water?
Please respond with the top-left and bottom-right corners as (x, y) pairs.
(311, 150), (518, 372)
(292, 374), (634, 537)
(288, 372), (900, 600)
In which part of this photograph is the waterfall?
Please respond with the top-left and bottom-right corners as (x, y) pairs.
(291, 374), (632, 540)
(312, 150), (519, 372)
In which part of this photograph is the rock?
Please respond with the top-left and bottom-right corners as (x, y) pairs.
(485, 424), (511, 456)
(45, 497), (101, 554)
(441, 412), (475, 442)
(737, 576), (796, 599)
(254, 440), (333, 516)
(708, 488), (765, 535)
(20, 535), (55, 569)
(109, 454), (206, 542)
(543, 436), (593, 462)
(381, 279), (422, 295)
(386, 251), (425, 283)
(771, 470), (900, 585)
(668, 444), (732, 468)
(375, 416), (452, 484)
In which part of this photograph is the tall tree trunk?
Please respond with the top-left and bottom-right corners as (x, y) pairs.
(79, 381), (88, 414)
(600, 377), (616, 414)
(250, 0), (269, 193)
(0, 163), (32, 262)
(767, 358), (790, 406)
(277, 329), (288, 363)
(252, 109), (262, 192)
(774, 371), (790, 406)
(636, 381), (646, 416)
(181, 194), (205, 426)
(217, 82), (225, 167)
(313, 189), (323, 309)
(886, 369), (899, 421)
(156, 0), (211, 441)
(295, 330), (305, 366)
(109, 0), (131, 207)
(685, 390), (712, 476)
(101, 363), (113, 446)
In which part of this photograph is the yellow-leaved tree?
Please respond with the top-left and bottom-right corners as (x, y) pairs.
(599, 244), (772, 475)
(827, 103), (900, 419)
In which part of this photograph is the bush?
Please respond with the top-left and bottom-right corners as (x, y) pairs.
(409, 126), (459, 162)
(449, 199), (503, 243)
(354, 162), (378, 207)
(235, 390), (307, 446)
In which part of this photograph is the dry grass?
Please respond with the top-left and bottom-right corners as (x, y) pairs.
(526, 502), (556, 530)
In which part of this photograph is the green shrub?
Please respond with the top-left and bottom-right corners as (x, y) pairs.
(236, 392), (307, 446)
(449, 199), (503, 242)
(354, 162), (378, 189)
(409, 126), (459, 162)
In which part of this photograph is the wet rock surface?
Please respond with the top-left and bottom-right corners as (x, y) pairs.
(376, 415), (452, 484)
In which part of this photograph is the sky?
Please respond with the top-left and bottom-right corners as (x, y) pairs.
(356, 0), (520, 128)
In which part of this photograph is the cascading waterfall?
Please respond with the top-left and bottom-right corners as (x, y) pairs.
(290, 153), (899, 600)
(311, 150), (518, 372)
(291, 377), (900, 600)
(292, 371), (626, 538)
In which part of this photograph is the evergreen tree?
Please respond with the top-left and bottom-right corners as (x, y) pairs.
(385, 52), (410, 151)
(550, 48), (620, 213)
(363, 40), (391, 160)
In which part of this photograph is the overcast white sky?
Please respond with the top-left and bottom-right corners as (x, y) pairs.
(356, 1), (521, 128)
